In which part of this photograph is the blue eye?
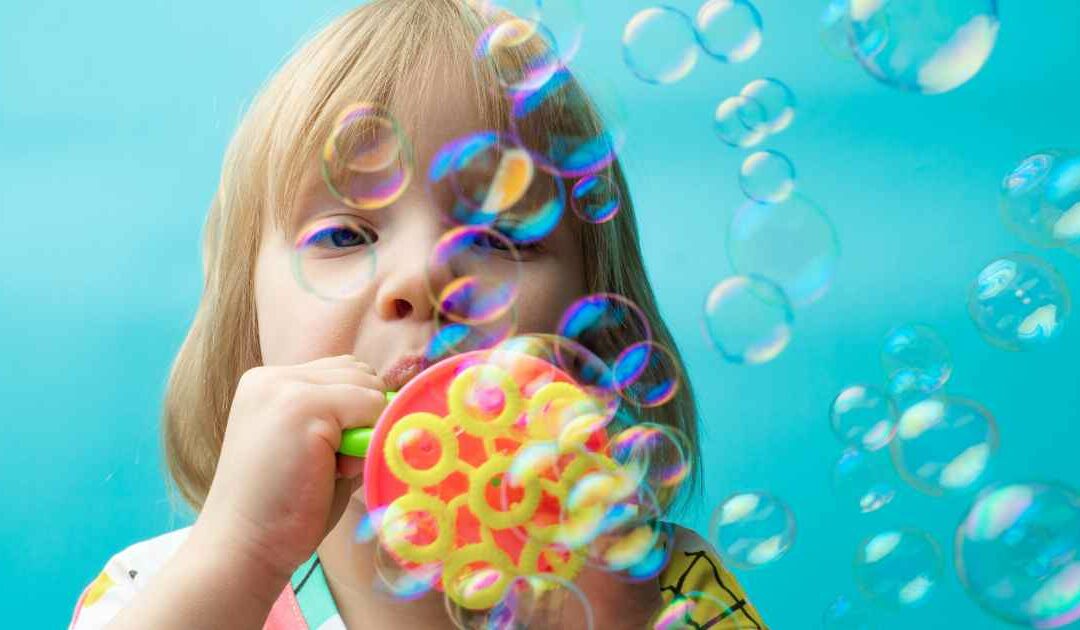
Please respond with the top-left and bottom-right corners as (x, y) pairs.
(308, 222), (378, 249)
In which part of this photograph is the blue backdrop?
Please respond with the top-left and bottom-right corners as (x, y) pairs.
(2, 1), (1077, 628)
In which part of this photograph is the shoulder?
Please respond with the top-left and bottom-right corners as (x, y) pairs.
(69, 527), (193, 629)
(658, 523), (771, 630)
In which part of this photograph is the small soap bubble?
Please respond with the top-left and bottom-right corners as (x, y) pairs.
(426, 306), (518, 363)
(446, 573), (595, 630)
(820, 0), (855, 60)
(830, 385), (898, 452)
(703, 275), (794, 365)
(622, 6), (699, 84)
(571, 173), (622, 224)
(886, 368), (948, 425)
(889, 396), (998, 496)
(728, 193), (841, 307)
(607, 422), (692, 497)
(652, 590), (758, 629)
(832, 448), (897, 514)
(373, 540), (441, 601)
(955, 482), (1080, 628)
(693, 0), (763, 64)
(848, 0), (1000, 94)
(853, 528), (943, 607)
(739, 150), (796, 203)
(714, 95), (769, 149)
(557, 293), (652, 370)
(427, 225), (522, 325)
(475, 17), (561, 93)
(322, 103), (412, 210)
(739, 78), (796, 135)
(1001, 150), (1080, 253)
(710, 492), (796, 569)
(292, 215), (378, 302)
(822, 594), (876, 630)
(880, 323), (953, 390)
(612, 341), (682, 408)
(968, 254), (1072, 351)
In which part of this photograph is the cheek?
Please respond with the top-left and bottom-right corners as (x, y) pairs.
(514, 263), (586, 334)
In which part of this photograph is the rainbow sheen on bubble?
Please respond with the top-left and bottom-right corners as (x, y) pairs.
(889, 396), (998, 496)
(1001, 149), (1080, 254)
(968, 254), (1072, 351)
(739, 78), (796, 135)
(728, 193), (841, 307)
(652, 590), (753, 629)
(426, 305), (518, 363)
(880, 323), (953, 390)
(607, 422), (692, 497)
(886, 368), (948, 425)
(571, 173), (622, 223)
(830, 385), (898, 452)
(854, 528), (943, 608)
(475, 16), (561, 93)
(612, 341), (682, 408)
(955, 482), (1080, 628)
(557, 293), (652, 370)
(322, 102), (412, 210)
(446, 573), (595, 630)
(427, 225), (522, 326)
(832, 448), (897, 514)
(703, 275), (794, 365)
(693, 0), (763, 64)
(710, 492), (796, 569)
(291, 215), (378, 302)
(848, 0), (1000, 94)
(622, 6), (699, 84)
(739, 150), (795, 203)
(713, 95), (769, 149)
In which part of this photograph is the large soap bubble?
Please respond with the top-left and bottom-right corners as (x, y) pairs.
(955, 482), (1080, 628)
(1001, 149), (1080, 253)
(848, 0), (1000, 94)
(968, 254), (1072, 351)
(854, 528), (944, 607)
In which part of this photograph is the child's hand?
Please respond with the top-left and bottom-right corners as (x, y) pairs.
(192, 354), (387, 582)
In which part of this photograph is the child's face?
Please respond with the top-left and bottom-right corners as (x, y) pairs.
(253, 93), (587, 385)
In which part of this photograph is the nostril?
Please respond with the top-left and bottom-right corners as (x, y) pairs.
(394, 298), (413, 318)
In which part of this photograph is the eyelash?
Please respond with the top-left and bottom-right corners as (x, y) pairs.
(310, 219), (546, 256)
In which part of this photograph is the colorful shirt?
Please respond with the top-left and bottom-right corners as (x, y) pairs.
(69, 525), (768, 629)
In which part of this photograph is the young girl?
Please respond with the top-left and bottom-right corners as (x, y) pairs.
(69, 1), (768, 628)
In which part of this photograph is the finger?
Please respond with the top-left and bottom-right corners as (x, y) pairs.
(300, 354), (376, 374)
(335, 454), (364, 479)
(306, 383), (388, 431)
(301, 367), (387, 391)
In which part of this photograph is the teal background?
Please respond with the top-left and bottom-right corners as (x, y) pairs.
(1, 1), (1078, 628)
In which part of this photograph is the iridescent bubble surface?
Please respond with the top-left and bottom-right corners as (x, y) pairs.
(1001, 149), (1080, 253)
(292, 215), (378, 302)
(427, 226), (522, 325)
(612, 341), (682, 408)
(445, 573), (595, 630)
(710, 492), (796, 569)
(703, 275), (794, 365)
(847, 0), (1000, 94)
(832, 448), (897, 514)
(968, 254), (1072, 351)
(558, 293), (652, 372)
(322, 102), (412, 210)
(889, 396), (998, 496)
(830, 385), (898, 452)
(739, 78), (796, 135)
(739, 150), (796, 203)
(854, 528), (944, 607)
(727, 193), (841, 307)
(880, 323), (953, 390)
(955, 482), (1080, 628)
(571, 173), (622, 224)
(693, 0), (763, 64)
(622, 6), (699, 84)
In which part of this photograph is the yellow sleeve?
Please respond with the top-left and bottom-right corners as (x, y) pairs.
(656, 525), (770, 629)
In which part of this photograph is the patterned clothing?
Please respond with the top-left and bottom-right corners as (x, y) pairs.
(69, 525), (768, 629)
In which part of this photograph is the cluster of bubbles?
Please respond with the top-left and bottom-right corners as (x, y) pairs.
(819, 0), (1001, 95)
(622, 0), (764, 85)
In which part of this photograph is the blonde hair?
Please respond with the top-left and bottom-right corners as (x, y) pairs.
(163, 0), (702, 517)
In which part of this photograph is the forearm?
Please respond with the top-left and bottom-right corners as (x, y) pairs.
(105, 530), (290, 630)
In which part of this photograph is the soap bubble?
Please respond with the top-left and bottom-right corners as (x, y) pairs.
(652, 590), (759, 629)
(832, 448), (897, 514)
(622, 6), (699, 84)
(739, 78), (796, 135)
(714, 95), (769, 149)
(968, 254), (1072, 351)
(890, 396), (998, 496)
(703, 275), (794, 365)
(955, 482), (1080, 628)
(728, 193), (841, 307)
(427, 225), (522, 325)
(322, 103), (412, 210)
(571, 173), (621, 224)
(612, 341), (682, 408)
(880, 323), (952, 390)
(830, 385), (898, 452)
(854, 528), (944, 607)
(558, 293), (652, 370)
(847, 0), (1000, 94)
(739, 150), (796, 203)
(710, 491), (796, 569)
(446, 573), (595, 629)
(1001, 150), (1080, 253)
(820, 0), (856, 60)
(426, 305), (518, 362)
(475, 16), (561, 93)
(886, 368), (948, 425)
(823, 594), (876, 629)
(693, 0), (763, 63)
(292, 215), (378, 301)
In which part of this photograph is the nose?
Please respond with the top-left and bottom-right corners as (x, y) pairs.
(374, 224), (452, 324)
